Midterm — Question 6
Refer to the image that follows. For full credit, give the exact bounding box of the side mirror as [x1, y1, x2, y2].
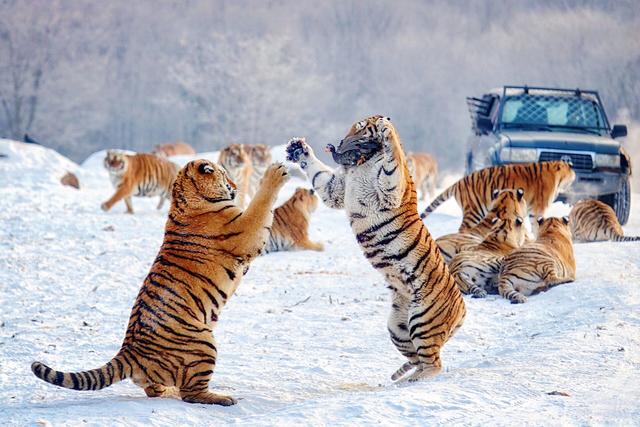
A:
[476, 117, 493, 133]
[611, 124, 627, 139]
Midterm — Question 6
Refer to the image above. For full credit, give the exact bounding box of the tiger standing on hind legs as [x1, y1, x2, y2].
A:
[32, 160, 289, 405]
[286, 116, 465, 382]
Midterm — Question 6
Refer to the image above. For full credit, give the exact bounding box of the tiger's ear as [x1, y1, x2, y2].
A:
[516, 217, 523, 226]
[491, 189, 500, 200]
[491, 217, 499, 225]
[516, 188, 525, 201]
[537, 217, 544, 225]
[562, 216, 570, 225]
[198, 163, 214, 174]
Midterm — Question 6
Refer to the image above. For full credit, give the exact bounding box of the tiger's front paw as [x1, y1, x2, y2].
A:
[375, 116, 393, 140]
[262, 162, 289, 189]
[101, 202, 110, 211]
[510, 294, 528, 304]
[286, 137, 313, 168]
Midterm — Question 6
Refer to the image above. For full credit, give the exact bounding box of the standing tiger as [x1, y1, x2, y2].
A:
[569, 199, 640, 242]
[436, 188, 527, 263]
[420, 161, 575, 232]
[406, 152, 438, 202]
[264, 187, 324, 253]
[449, 216, 527, 298]
[218, 143, 253, 208]
[497, 216, 576, 304]
[245, 144, 273, 200]
[32, 160, 290, 405]
[286, 116, 465, 382]
[102, 150, 179, 214]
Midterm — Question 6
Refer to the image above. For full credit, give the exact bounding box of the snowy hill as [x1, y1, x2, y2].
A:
[1, 142, 639, 425]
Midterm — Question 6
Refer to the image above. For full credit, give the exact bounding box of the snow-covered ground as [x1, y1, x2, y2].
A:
[1, 139, 639, 426]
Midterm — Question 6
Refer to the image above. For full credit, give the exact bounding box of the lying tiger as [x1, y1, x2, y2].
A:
[32, 160, 289, 405]
[436, 188, 527, 263]
[498, 216, 576, 304]
[420, 161, 575, 232]
[102, 150, 179, 214]
[449, 216, 527, 298]
[570, 199, 640, 242]
[286, 116, 465, 382]
[264, 187, 324, 253]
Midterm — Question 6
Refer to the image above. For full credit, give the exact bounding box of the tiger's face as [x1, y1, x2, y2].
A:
[490, 216, 527, 247]
[219, 144, 249, 168]
[536, 216, 572, 240]
[326, 115, 386, 167]
[174, 160, 237, 210]
[487, 188, 527, 222]
[247, 144, 272, 166]
[291, 187, 319, 213]
[555, 161, 576, 192]
[104, 150, 128, 173]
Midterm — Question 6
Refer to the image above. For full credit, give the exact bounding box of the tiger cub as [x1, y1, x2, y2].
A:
[498, 217, 576, 304]
[245, 144, 273, 200]
[32, 160, 289, 405]
[406, 152, 438, 201]
[420, 161, 575, 232]
[570, 199, 640, 242]
[102, 150, 179, 214]
[436, 188, 527, 263]
[449, 216, 527, 298]
[264, 187, 324, 253]
[286, 116, 465, 382]
[218, 143, 253, 208]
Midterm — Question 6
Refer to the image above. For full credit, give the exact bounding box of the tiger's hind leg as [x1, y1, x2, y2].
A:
[124, 197, 134, 214]
[156, 196, 165, 210]
[387, 292, 420, 381]
[145, 384, 170, 398]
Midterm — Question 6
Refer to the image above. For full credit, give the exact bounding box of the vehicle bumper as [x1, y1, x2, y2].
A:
[557, 170, 626, 203]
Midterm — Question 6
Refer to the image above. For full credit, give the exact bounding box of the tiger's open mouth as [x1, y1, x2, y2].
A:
[326, 135, 381, 166]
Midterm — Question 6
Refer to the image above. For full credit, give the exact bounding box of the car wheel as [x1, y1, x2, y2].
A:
[600, 176, 631, 225]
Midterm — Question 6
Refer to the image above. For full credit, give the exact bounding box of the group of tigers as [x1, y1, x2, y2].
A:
[32, 116, 637, 405]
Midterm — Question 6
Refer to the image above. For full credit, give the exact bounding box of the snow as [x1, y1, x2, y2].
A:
[1, 140, 639, 426]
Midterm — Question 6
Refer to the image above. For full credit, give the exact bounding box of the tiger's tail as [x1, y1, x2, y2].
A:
[420, 183, 457, 219]
[31, 349, 131, 391]
[611, 234, 640, 242]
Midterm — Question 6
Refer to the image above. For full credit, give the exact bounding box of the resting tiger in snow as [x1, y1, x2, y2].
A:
[420, 161, 575, 232]
[264, 187, 323, 253]
[449, 216, 527, 298]
[406, 152, 438, 202]
[436, 188, 527, 263]
[32, 160, 289, 405]
[286, 116, 465, 382]
[218, 143, 253, 209]
[498, 216, 576, 304]
[102, 150, 179, 214]
[569, 199, 640, 242]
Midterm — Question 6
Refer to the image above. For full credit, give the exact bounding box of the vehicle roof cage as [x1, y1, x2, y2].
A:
[466, 94, 497, 135]
[500, 85, 601, 103]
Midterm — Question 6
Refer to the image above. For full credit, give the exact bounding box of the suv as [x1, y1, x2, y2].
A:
[465, 85, 632, 224]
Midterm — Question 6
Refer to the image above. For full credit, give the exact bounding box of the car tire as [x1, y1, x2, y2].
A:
[600, 176, 631, 225]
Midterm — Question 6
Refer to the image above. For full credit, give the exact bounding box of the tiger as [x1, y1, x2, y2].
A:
[497, 216, 576, 304]
[569, 199, 640, 242]
[101, 150, 179, 214]
[218, 143, 253, 209]
[244, 144, 273, 200]
[449, 216, 527, 298]
[32, 160, 290, 405]
[419, 161, 575, 232]
[152, 141, 197, 157]
[264, 187, 324, 253]
[285, 116, 465, 382]
[406, 152, 438, 202]
[436, 188, 527, 263]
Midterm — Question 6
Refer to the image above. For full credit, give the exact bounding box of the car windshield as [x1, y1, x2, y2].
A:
[499, 94, 608, 134]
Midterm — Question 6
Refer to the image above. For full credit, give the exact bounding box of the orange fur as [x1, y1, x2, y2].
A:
[407, 152, 438, 201]
[569, 199, 640, 242]
[32, 160, 289, 405]
[219, 143, 253, 208]
[153, 141, 197, 157]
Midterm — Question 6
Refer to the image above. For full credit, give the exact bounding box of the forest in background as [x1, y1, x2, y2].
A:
[1, 0, 639, 174]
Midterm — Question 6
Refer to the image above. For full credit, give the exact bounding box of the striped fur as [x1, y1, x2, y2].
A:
[264, 187, 323, 253]
[570, 199, 640, 242]
[407, 152, 438, 202]
[286, 116, 465, 382]
[102, 150, 179, 214]
[32, 160, 289, 405]
[152, 141, 196, 157]
[420, 161, 575, 232]
[245, 144, 273, 201]
[498, 217, 576, 304]
[218, 143, 253, 209]
[449, 216, 526, 298]
[436, 188, 527, 263]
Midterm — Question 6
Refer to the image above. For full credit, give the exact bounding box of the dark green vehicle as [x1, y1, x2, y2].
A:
[465, 85, 632, 224]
